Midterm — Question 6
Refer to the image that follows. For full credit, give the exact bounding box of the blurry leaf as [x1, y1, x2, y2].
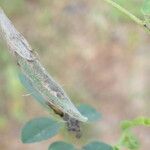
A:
[120, 131, 140, 150]
[21, 117, 61, 143]
[133, 117, 150, 126]
[6, 66, 23, 96]
[118, 117, 150, 150]
[19, 73, 48, 108]
[113, 146, 120, 150]
[142, 0, 150, 15]
[5, 66, 26, 121]
[121, 120, 133, 130]
[121, 117, 150, 130]
[78, 104, 101, 122]
[82, 141, 113, 150]
[0, 0, 25, 15]
[11, 99, 26, 122]
[48, 141, 76, 150]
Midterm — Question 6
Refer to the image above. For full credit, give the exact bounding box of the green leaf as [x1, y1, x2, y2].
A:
[113, 146, 120, 150]
[118, 117, 150, 150]
[120, 131, 140, 150]
[121, 117, 150, 130]
[48, 141, 76, 150]
[21, 117, 61, 143]
[142, 0, 150, 15]
[78, 104, 101, 122]
[83, 141, 113, 150]
[133, 117, 150, 126]
[121, 120, 133, 130]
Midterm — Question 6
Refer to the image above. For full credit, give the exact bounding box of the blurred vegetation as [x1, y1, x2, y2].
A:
[0, 0, 149, 150]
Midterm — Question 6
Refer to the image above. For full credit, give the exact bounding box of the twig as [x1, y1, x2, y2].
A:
[104, 0, 150, 33]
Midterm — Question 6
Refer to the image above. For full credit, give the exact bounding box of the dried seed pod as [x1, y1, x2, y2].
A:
[0, 8, 88, 123]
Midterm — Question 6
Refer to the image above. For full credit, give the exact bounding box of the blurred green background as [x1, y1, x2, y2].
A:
[0, 0, 149, 149]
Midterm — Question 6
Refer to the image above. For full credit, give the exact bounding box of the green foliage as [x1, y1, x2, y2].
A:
[142, 0, 150, 15]
[121, 117, 150, 130]
[21, 117, 61, 143]
[83, 141, 113, 150]
[5, 66, 26, 121]
[6, 67, 22, 95]
[48, 141, 76, 150]
[114, 117, 150, 150]
[120, 131, 140, 150]
[78, 104, 101, 122]
[0, 0, 25, 15]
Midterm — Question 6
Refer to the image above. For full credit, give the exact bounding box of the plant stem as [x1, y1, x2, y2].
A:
[104, 0, 150, 33]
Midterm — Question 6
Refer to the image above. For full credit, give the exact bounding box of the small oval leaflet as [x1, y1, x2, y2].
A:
[21, 117, 61, 143]
[83, 141, 113, 150]
[49, 141, 76, 150]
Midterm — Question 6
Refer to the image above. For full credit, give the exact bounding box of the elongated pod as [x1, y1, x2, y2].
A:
[0, 8, 87, 122]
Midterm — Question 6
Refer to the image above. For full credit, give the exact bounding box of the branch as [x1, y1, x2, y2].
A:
[104, 0, 150, 33]
[0, 8, 87, 122]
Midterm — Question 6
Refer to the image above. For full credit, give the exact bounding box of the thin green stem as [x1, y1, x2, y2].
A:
[104, 0, 150, 33]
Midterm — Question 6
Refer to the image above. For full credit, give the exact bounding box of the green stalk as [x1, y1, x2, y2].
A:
[104, 0, 150, 33]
